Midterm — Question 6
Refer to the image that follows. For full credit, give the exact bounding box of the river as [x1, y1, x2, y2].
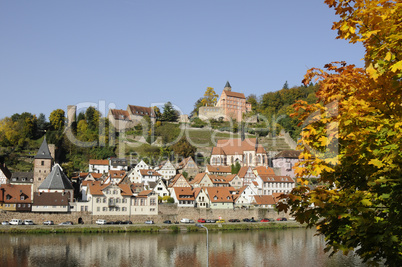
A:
[0, 228, 376, 266]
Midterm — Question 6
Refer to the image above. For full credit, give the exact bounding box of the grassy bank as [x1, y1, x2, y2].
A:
[0, 222, 304, 234]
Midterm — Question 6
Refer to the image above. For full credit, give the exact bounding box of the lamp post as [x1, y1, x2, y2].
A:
[196, 223, 209, 267]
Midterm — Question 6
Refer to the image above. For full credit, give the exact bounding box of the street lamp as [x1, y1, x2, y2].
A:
[196, 223, 209, 267]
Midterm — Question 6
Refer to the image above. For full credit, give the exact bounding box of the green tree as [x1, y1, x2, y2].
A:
[85, 106, 100, 131]
[246, 94, 258, 112]
[162, 102, 178, 122]
[278, 1, 402, 265]
[49, 109, 65, 131]
[190, 98, 204, 118]
[231, 161, 241, 174]
[201, 87, 218, 107]
[282, 81, 289, 89]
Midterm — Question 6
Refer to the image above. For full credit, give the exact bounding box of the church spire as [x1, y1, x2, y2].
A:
[224, 81, 232, 91]
[34, 137, 53, 160]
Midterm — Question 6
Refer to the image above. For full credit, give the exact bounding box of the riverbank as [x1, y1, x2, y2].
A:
[0, 221, 304, 234]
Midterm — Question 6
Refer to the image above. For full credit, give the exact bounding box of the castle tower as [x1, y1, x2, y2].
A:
[67, 105, 77, 128]
[33, 138, 53, 193]
[224, 81, 232, 91]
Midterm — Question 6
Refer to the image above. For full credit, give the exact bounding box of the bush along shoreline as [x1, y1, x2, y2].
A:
[0, 222, 304, 234]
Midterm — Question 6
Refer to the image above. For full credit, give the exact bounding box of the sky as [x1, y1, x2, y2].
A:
[0, 0, 365, 119]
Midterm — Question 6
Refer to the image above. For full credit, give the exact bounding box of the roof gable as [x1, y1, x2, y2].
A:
[38, 164, 74, 190]
[34, 138, 52, 159]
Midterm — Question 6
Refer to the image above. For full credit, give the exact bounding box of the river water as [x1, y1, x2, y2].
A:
[0, 228, 375, 267]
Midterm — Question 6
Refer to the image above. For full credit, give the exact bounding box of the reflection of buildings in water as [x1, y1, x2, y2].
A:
[0, 229, 365, 266]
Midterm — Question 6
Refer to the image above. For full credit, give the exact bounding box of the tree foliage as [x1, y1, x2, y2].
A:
[201, 87, 218, 107]
[278, 1, 402, 265]
[49, 109, 65, 131]
[172, 137, 196, 158]
[162, 102, 178, 122]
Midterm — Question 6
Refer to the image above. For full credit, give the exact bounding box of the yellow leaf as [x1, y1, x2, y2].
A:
[390, 61, 402, 73]
[385, 52, 392, 61]
[366, 63, 379, 80]
[368, 158, 384, 168]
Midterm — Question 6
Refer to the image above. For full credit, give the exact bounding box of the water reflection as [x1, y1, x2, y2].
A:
[0, 228, 376, 267]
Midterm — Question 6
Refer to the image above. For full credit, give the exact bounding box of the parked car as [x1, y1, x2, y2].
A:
[96, 219, 107, 225]
[217, 219, 225, 223]
[163, 220, 172, 224]
[228, 219, 240, 222]
[122, 220, 133, 224]
[23, 219, 35, 225]
[9, 219, 23, 225]
[276, 217, 287, 221]
[249, 218, 257, 222]
[180, 218, 191, 223]
[260, 218, 270, 222]
[197, 218, 206, 223]
[43, 220, 54, 225]
[145, 220, 154, 224]
[2, 221, 9, 225]
[242, 218, 250, 222]
[59, 221, 73, 225]
[114, 220, 123, 225]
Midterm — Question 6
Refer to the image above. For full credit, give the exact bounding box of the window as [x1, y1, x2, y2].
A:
[103, 198, 106, 203]
[97, 207, 100, 212]
[41, 161, 44, 166]
[103, 207, 107, 211]
[122, 207, 127, 211]
[20, 195, 25, 200]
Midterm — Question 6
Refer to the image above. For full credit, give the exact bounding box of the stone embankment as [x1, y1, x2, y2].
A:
[0, 205, 291, 225]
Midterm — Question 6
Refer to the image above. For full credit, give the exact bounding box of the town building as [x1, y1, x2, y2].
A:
[0, 184, 32, 212]
[198, 81, 252, 122]
[210, 138, 268, 167]
[0, 163, 11, 185]
[32, 192, 71, 213]
[37, 164, 74, 202]
[108, 105, 155, 132]
[176, 157, 199, 178]
[88, 159, 109, 174]
[154, 160, 176, 180]
[272, 150, 301, 178]
[33, 138, 54, 193]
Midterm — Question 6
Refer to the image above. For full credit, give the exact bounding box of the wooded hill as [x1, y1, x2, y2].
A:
[0, 83, 317, 175]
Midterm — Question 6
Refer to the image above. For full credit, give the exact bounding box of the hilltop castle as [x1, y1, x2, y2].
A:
[198, 81, 252, 122]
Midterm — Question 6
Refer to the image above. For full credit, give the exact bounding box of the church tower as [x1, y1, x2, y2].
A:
[33, 138, 53, 193]
[224, 81, 232, 91]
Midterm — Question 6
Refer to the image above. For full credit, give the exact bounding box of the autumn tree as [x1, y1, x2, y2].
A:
[278, 1, 402, 265]
[152, 106, 162, 121]
[49, 109, 65, 131]
[201, 87, 218, 107]
[172, 137, 196, 158]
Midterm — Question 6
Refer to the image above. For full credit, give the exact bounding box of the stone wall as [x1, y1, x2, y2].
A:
[0, 204, 290, 225]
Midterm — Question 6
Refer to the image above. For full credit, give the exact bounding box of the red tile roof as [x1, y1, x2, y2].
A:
[136, 189, 152, 197]
[128, 105, 155, 118]
[2, 184, 32, 203]
[206, 165, 232, 173]
[205, 187, 233, 203]
[110, 109, 130, 120]
[254, 166, 275, 176]
[211, 138, 266, 155]
[173, 187, 195, 201]
[140, 169, 162, 176]
[259, 175, 294, 183]
[89, 159, 109, 165]
[223, 91, 246, 99]
[253, 195, 276, 205]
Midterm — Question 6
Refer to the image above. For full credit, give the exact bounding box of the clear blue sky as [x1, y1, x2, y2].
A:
[0, 0, 364, 119]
